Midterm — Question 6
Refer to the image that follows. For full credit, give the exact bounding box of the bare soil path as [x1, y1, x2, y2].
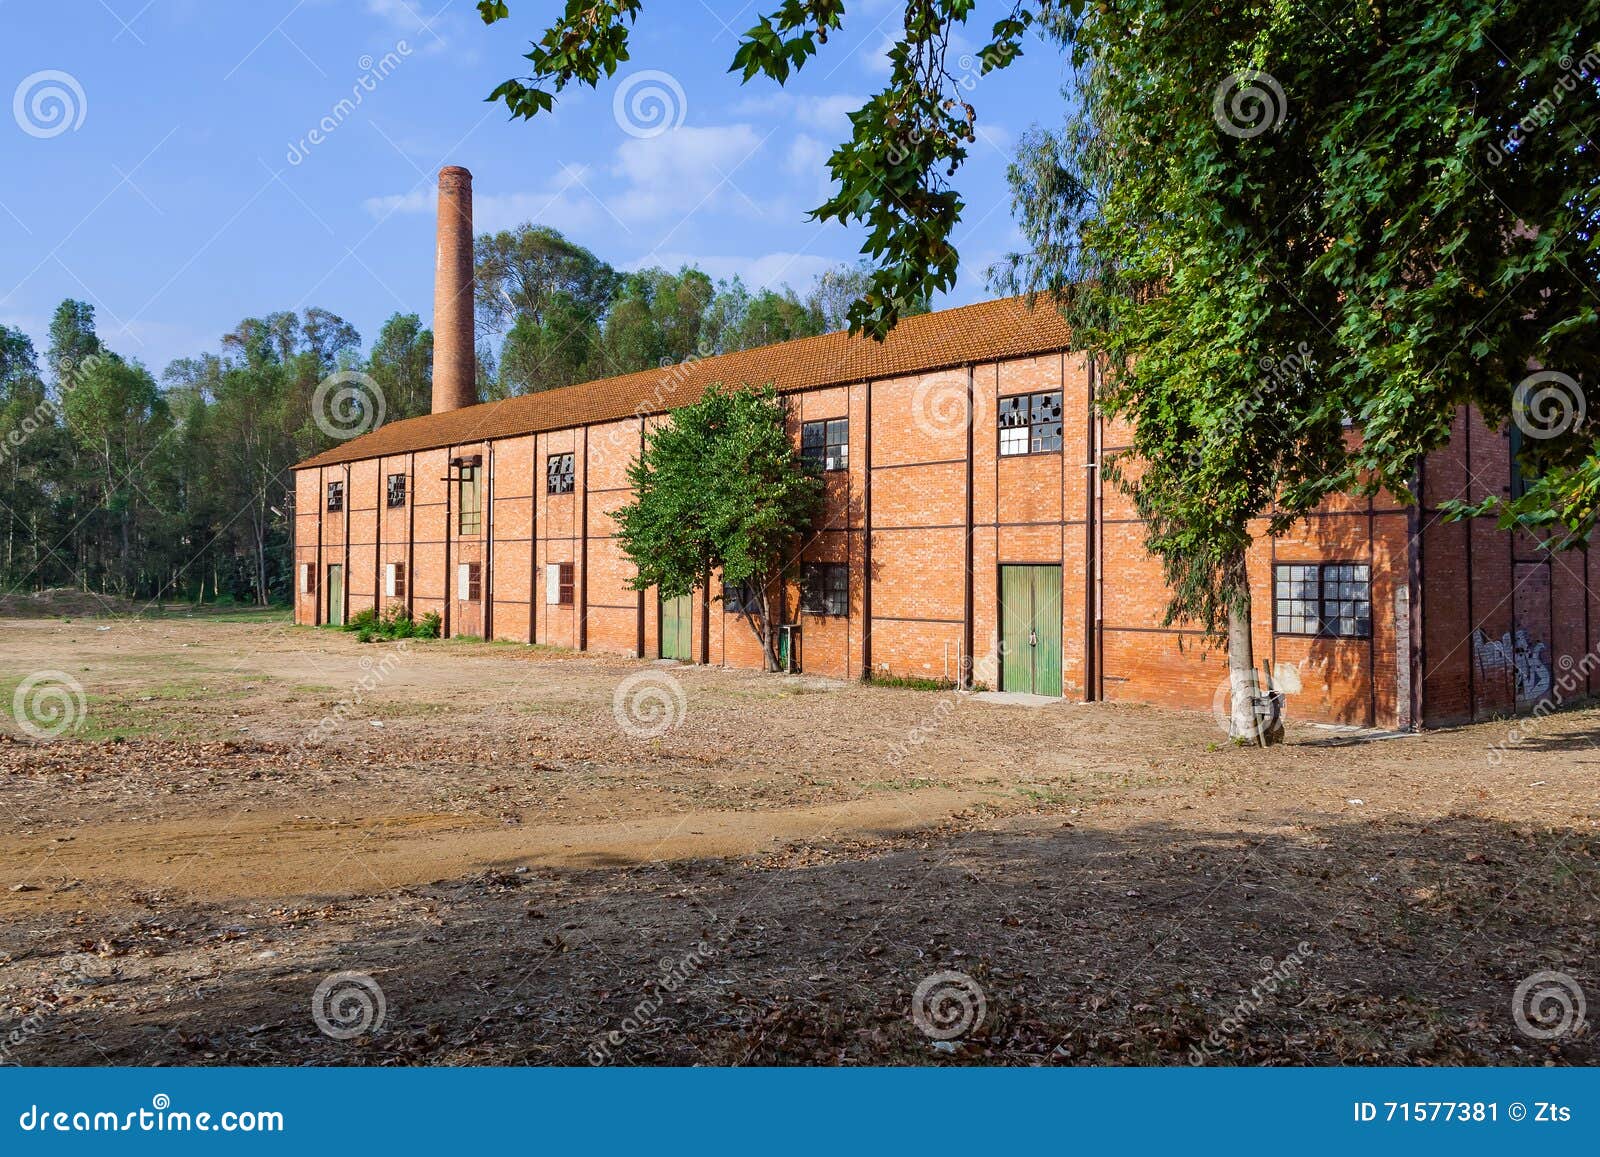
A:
[0, 616, 1594, 1065]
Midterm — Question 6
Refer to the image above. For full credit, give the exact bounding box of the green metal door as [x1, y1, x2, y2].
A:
[660, 593, 692, 660]
[326, 565, 344, 627]
[999, 565, 1062, 696]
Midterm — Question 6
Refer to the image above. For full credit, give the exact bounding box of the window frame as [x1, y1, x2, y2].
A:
[724, 578, 758, 615]
[385, 561, 406, 600]
[326, 480, 344, 512]
[547, 452, 576, 495]
[799, 562, 849, 617]
[800, 418, 849, 472]
[997, 389, 1064, 458]
[1273, 561, 1371, 639]
[457, 461, 482, 535]
[558, 561, 575, 605]
[457, 561, 481, 602]
[386, 472, 407, 508]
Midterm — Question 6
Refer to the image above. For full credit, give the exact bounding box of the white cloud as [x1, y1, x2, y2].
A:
[363, 165, 611, 235]
[628, 251, 837, 293]
[608, 124, 767, 221]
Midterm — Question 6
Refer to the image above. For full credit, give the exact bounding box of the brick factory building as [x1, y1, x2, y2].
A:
[293, 168, 1593, 731]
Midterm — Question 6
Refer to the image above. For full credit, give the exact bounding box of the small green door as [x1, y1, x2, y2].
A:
[326, 565, 344, 627]
[660, 593, 692, 661]
[999, 565, 1062, 696]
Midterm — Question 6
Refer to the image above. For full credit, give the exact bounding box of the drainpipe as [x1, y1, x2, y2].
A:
[1084, 356, 1099, 702]
[962, 365, 975, 691]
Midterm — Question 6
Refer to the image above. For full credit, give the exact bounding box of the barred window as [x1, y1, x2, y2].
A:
[326, 481, 344, 511]
[387, 473, 406, 508]
[801, 419, 849, 471]
[1274, 563, 1370, 638]
[724, 579, 758, 614]
[998, 390, 1063, 456]
[547, 452, 575, 495]
[800, 563, 848, 616]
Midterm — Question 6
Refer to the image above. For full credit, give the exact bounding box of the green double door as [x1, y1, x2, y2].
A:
[326, 565, 344, 627]
[1000, 565, 1062, 696]
[660, 593, 692, 661]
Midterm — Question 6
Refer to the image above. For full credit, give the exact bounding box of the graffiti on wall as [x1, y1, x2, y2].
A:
[1472, 628, 1552, 704]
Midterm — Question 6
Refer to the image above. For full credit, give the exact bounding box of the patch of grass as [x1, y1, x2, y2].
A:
[869, 673, 958, 691]
[862, 776, 945, 792]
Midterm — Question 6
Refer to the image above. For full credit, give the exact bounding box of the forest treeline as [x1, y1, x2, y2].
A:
[0, 226, 918, 605]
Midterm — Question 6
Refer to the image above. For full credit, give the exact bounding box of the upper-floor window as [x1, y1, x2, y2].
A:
[801, 419, 849, 472]
[326, 481, 343, 511]
[724, 579, 758, 614]
[998, 390, 1063, 457]
[1274, 563, 1370, 638]
[548, 452, 576, 495]
[457, 461, 481, 535]
[546, 562, 575, 605]
[387, 473, 406, 508]
[800, 562, 848, 616]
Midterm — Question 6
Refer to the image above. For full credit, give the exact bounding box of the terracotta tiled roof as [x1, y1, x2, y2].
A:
[294, 295, 1072, 469]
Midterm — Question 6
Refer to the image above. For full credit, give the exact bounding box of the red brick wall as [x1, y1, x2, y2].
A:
[1418, 405, 1595, 725]
[294, 365, 1584, 731]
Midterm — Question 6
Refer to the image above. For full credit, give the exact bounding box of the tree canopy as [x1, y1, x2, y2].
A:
[613, 383, 823, 669]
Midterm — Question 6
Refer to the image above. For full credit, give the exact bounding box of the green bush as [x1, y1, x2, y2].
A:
[345, 607, 379, 634]
[343, 603, 441, 643]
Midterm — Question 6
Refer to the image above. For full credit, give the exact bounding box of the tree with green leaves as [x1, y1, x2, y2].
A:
[366, 312, 434, 420]
[476, 0, 1040, 339]
[993, 1, 1597, 739]
[614, 383, 823, 670]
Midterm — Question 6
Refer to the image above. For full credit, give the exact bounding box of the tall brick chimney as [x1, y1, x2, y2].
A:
[431, 165, 475, 413]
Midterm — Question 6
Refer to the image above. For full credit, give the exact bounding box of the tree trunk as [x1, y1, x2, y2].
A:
[1225, 563, 1282, 746]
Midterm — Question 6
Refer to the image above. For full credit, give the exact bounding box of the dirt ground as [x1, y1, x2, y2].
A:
[0, 613, 1594, 1065]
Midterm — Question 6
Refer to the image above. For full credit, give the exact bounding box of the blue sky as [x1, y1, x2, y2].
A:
[2, 1, 1067, 376]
